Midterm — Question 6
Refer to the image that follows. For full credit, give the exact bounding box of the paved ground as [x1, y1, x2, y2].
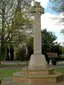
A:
[1, 77, 64, 85]
[0, 63, 64, 70]
[0, 65, 27, 70]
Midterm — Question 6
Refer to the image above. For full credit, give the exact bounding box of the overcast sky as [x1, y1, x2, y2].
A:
[34, 0, 64, 45]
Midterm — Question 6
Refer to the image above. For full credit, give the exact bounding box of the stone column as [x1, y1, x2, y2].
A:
[28, 2, 47, 70]
[34, 10, 41, 54]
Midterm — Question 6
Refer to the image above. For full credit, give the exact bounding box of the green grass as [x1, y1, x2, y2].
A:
[0, 68, 22, 78]
[55, 68, 64, 73]
[0, 65, 64, 78]
[0, 64, 15, 67]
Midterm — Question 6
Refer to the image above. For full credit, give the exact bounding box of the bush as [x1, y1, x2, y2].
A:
[15, 46, 26, 61]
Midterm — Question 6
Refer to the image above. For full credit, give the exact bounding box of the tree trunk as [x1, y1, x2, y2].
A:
[1, 7, 5, 60]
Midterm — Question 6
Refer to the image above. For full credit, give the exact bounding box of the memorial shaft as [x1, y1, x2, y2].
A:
[34, 14, 41, 54]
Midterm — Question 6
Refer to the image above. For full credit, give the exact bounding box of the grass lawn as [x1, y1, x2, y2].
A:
[0, 64, 64, 78]
[55, 68, 64, 73]
[0, 68, 22, 78]
[0, 64, 22, 78]
[0, 68, 64, 78]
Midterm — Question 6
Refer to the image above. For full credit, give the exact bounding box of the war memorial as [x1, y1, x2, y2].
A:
[1, 1, 64, 85]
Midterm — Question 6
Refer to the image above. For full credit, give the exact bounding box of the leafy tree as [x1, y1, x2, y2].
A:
[49, 0, 64, 12]
[26, 36, 33, 60]
[11, 0, 33, 45]
[62, 46, 64, 54]
[60, 29, 64, 35]
[0, 0, 33, 60]
[15, 36, 33, 61]
[10, 0, 33, 60]
[15, 29, 62, 61]
[41, 29, 57, 52]
[49, 0, 64, 34]
[0, 0, 15, 60]
[41, 29, 62, 57]
[51, 43, 62, 56]
[15, 46, 26, 61]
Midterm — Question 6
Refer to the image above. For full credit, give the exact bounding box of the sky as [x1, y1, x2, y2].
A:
[34, 0, 64, 45]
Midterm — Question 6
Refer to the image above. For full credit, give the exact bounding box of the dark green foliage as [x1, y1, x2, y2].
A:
[26, 37, 33, 60]
[0, 0, 15, 60]
[9, 45, 14, 61]
[15, 29, 62, 61]
[41, 29, 62, 56]
[41, 29, 57, 52]
[51, 44, 62, 56]
[15, 37, 33, 61]
[0, 0, 33, 60]
[62, 46, 64, 53]
[15, 46, 26, 61]
[5, 47, 10, 61]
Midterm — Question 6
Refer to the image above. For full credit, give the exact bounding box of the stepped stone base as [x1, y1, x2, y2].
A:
[13, 68, 64, 84]
[21, 68, 54, 76]
[1, 77, 64, 85]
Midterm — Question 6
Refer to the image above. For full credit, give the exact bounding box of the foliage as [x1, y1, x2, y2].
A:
[51, 44, 62, 56]
[49, 0, 64, 34]
[0, 0, 33, 60]
[15, 46, 26, 61]
[49, 0, 64, 12]
[26, 37, 33, 60]
[60, 29, 64, 35]
[15, 36, 33, 61]
[41, 29, 57, 52]
[10, 0, 33, 46]
[0, 0, 15, 60]
[41, 29, 62, 56]
[15, 29, 62, 61]
[62, 46, 64, 53]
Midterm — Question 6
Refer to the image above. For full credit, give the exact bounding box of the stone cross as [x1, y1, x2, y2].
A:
[31, 2, 44, 54]
[28, 2, 47, 70]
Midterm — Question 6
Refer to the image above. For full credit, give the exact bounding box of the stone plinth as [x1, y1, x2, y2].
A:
[13, 68, 64, 84]
[28, 54, 47, 70]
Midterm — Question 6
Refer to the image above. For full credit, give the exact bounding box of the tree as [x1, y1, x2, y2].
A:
[49, 0, 64, 12]
[9, 0, 33, 60]
[15, 36, 33, 61]
[61, 29, 64, 35]
[26, 36, 33, 60]
[15, 46, 26, 61]
[49, 0, 64, 34]
[62, 46, 64, 54]
[0, 0, 15, 60]
[15, 29, 62, 61]
[0, 0, 33, 60]
[11, 0, 33, 48]
[41, 29, 57, 52]
[11, 0, 33, 44]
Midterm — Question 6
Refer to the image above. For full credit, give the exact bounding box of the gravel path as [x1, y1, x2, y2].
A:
[0, 65, 27, 70]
